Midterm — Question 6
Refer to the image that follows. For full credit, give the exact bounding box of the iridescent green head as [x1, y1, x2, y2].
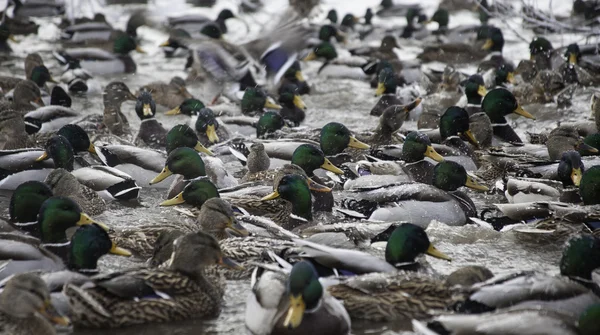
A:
[327, 9, 338, 23]
[68, 223, 130, 271]
[283, 261, 323, 329]
[579, 304, 600, 335]
[292, 144, 343, 176]
[305, 42, 338, 61]
[375, 67, 397, 96]
[30, 65, 53, 87]
[166, 98, 204, 116]
[217, 9, 235, 20]
[580, 166, 600, 205]
[195, 108, 220, 144]
[10, 181, 53, 223]
[341, 14, 357, 28]
[529, 37, 553, 57]
[385, 223, 451, 264]
[565, 43, 581, 65]
[432, 161, 489, 192]
[481, 27, 504, 53]
[464, 74, 487, 105]
[559, 235, 600, 280]
[200, 23, 223, 39]
[38, 196, 96, 243]
[402, 131, 444, 163]
[37, 135, 75, 171]
[262, 174, 313, 221]
[57, 124, 95, 155]
[256, 111, 285, 138]
[430, 8, 449, 28]
[440, 106, 479, 147]
[160, 179, 220, 208]
[318, 25, 341, 42]
[241, 87, 280, 114]
[320, 122, 370, 155]
[494, 64, 515, 87]
[482, 88, 535, 122]
[406, 7, 421, 24]
[557, 150, 584, 187]
[149, 147, 206, 184]
[478, 0, 490, 23]
[166, 124, 213, 156]
[583, 133, 600, 154]
[113, 33, 141, 54]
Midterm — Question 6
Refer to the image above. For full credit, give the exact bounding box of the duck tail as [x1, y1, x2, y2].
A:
[106, 180, 141, 200]
[52, 50, 81, 71]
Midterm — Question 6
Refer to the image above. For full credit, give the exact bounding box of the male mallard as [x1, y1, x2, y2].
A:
[60, 10, 146, 47]
[320, 122, 370, 163]
[137, 77, 194, 109]
[53, 33, 145, 75]
[256, 111, 286, 139]
[439, 106, 479, 170]
[195, 108, 230, 146]
[278, 83, 307, 126]
[260, 173, 316, 227]
[8, 0, 65, 18]
[9, 180, 53, 226]
[241, 87, 281, 116]
[303, 41, 338, 74]
[482, 88, 535, 145]
[376, 0, 421, 18]
[559, 43, 600, 86]
[290, 144, 344, 176]
[0, 273, 70, 335]
[477, 28, 511, 73]
[461, 74, 493, 148]
[245, 260, 351, 335]
[278, 60, 310, 95]
[102, 81, 137, 136]
[371, 67, 401, 117]
[0, 22, 16, 53]
[580, 166, 600, 205]
[167, 9, 240, 35]
[150, 146, 207, 195]
[362, 160, 488, 226]
[350, 35, 402, 73]
[133, 91, 168, 149]
[165, 123, 214, 155]
[23, 104, 79, 135]
[493, 63, 516, 88]
[165, 98, 206, 116]
[418, 26, 502, 65]
[66, 231, 240, 328]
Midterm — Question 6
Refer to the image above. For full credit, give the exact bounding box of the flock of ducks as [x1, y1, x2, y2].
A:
[0, 0, 600, 334]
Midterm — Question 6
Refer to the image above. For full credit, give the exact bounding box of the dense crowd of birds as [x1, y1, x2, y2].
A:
[0, 0, 599, 334]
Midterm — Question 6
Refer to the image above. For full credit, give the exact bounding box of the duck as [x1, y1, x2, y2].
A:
[319, 122, 370, 163]
[260, 173, 316, 229]
[9, 180, 53, 227]
[0, 273, 70, 335]
[256, 111, 286, 138]
[364, 98, 423, 146]
[278, 83, 307, 126]
[7, 0, 65, 18]
[165, 123, 215, 155]
[439, 106, 479, 169]
[547, 126, 598, 160]
[460, 74, 493, 148]
[167, 9, 240, 35]
[376, 0, 422, 18]
[356, 160, 488, 226]
[44, 168, 107, 216]
[137, 77, 194, 110]
[477, 28, 512, 73]
[303, 41, 338, 74]
[580, 165, 600, 205]
[133, 91, 168, 149]
[241, 87, 281, 116]
[159, 29, 193, 58]
[102, 81, 137, 136]
[53, 33, 145, 75]
[165, 98, 206, 116]
[246, 142, 270, 174]
[195, 108, 230, 146]
[418, 26, 503, 65]
[23, 102, 79, 135]
[245, 260, 351, 335]
[5, 80, 44, 113]
[278, 60, 310, 95]
[60, 10, 147, 48]
[371, 67, 402, 117]
[482, 88, 535, 145]
[559, 43, 600, 86]
[65, 231, 240, 328]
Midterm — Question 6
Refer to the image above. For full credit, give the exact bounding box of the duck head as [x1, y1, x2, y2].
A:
[463, 74, 487, 105]
[166, 98, 205, 116]
[303, 42, 337, 74]
[30, 65, 55, 87]
[283, 261, 323, 329]
[326, 9, 338, 23]
[113, 33, 144, 55]
[38, 196, 107, 244]
[160, 178, 219, 208]
[279, 83, 307, 110]
[565, 43, 581, 65]
[241, 87, 281, 114]
[197, 198, 249, 239]
[559, 235, 600, 280]
[195, 108, 220, 143]
[482, 88, 534, 122]
[557, 150, 584, 187]
[14, 80, 43, 107]
[50, 86, 72, 107]
[159, 29, 191, 52]
[283, 61, 307, 83]
[494, 64, 516, 87]
[10, 181, 53, 223]
[36, 135, 75, 171]
[375, 67, 397, 96]
[365, 8, 374, 25]
[68, 223, 130, 271]
[292, 144, 343, 176]
[256, 111, 285, 139]
[320, 122, 370, 156]
[200, 23, 224, 39]
[0, 22, 16, 44]
[440, 106, 479, 147]
[341, 13, 359, 29]
[150, 147, 206, 184]
[481, 27, 504, 52]
[402, 131, 444, 163]
[432, 161, 488, 192]
[580, 166, 600, 205]
[318, 24, 345, 43]
[427, 8, 449, 29]
[262, 174, 314, 221]
[385, 223, 451, 265]
[529, 37, 553, 60]
[166, 124, 214, 155]
[135, 91, 156, 120]
[57, 124, 96, 155]
[103, 81, 137, 106]
[377, 98, 422, 137]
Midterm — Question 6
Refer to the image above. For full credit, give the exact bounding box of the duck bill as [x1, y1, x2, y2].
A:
[77, 214, 110, 231]
[150, 166, 173, 185]
[135, 45, 146, 54]
[194, 141, 215, 156]
[513, 105, 535, 120]
[375, 82, 386, 96]
[264, 98, 282, 110]
[577, 142, 599, 155]
[569, 53, 578, 65]
[293, 95, 307, 110]
[425, 145, 444, 162]
[165, 106, 181, 115]
[261, 191, 281, 201]
[426, 244, 451, 261]
[219, 257, 244, 270]
[227, 217, 250, 237]
[303, 52, 317, 61]
[477, 85, 488, 97]
[462, 130, 480, 147]
[35, 151, 49, 162]
[506, 72, 516, 84]
[48, 77, 58, 84]
[295, 71, 306, 82]
[405, 97, 422, 112]
[206, 124, 220, 143]
[571, 168, 582, 186]
[481, 38, 493, 50]
[159, 40, 170, 47]
[465, 176, 489, 191]
[321, 158, 344, 174]
[160, 192, 186, 206]
[348, 136, 370, 149]
[143, 103, 153, 116]
[283, 295, 305, 329]
[110, 242, 132, 256]
[88, 143, 97, 155]
[8, 35, 18, 43]
[33, 96, 45, 107]
[307, 177, 331, 192]
[39, 300, 70, 326]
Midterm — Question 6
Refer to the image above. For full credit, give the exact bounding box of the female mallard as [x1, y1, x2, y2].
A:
[66, 231, 239, 328]
[364, 97, 423, 146]
[0, 273, 70, 335]
[53, 33, 145, 75]
[134, 91, 168, 149]
[137, 77, 194, 109]
[246, 260, 351, 335]
[102, 81, 137, 136]
[195, 108, 230, 146]
[241, 87, 282, 116]
[8, 80, 44, 113]
[546, 126, 598, 160]
[358, 161, 487, 226]
[482, 88, 535, 145]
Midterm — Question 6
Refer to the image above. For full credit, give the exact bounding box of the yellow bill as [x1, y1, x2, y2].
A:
[143, 103, 153, 116]
[194, 141, 215, 156]
[477, 85, 488, 97]
[303, 52, 317, 61]
[77, 213, 111, 231]
[465, 176, 489, 191]
[426, 244, 451, 261]
[481, 38, 494, 50]
[283, 295, 305, 329]
[264, 99, 282, 110]
[35, 151, 49, 162]
[136, 45, 146, 54]
[506, 72, 515, 84]
[293, 95, 307, 110]
[160, 192, 186, 206]
[513, 105, 536, 120]
[571, 168, 582, 186]
[150, 166, 173, 185]
[206, 124, 219, 143]
[462, 129, 480, 147]
[295, 71, 306, 82]
[8, 35, 17, 43]
[110, 243, 132, 256]
[88, 143, 97, 155]
[375, 82, 386, 96]
[159, 40, 170, 47]
[321, 157, 343, 174]
[261, 191, 280, 201]
[569, 53, 578, 65]
[425, 145, 444, 162]
[165, 107, 181, 115]
[348, 136, 370, 149]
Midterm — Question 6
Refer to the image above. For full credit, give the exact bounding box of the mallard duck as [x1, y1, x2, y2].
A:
[102, 81, 137, 136]
[418, 26, 502, 65]
[240, 87, 281, 116]
[303, 41, 338, 74]
[6, 80, 44, 113]
[165, 98, 206, 116]
[0, 21, 16, 53]
[137, 77, 194, 109]
[133, 91, 167, 149]
[547, 126, 598, 160]
[376, 0, 421, 18]
[279, 60, 310, 95]
[492, 63, 516, 88]
[459, 74, 494, 148]
[44, 168, 106, 216]
[580, 165, 600, 205]
[319, 122, 370, 163]
[159, 29, 193, 58]
[255, 111, 286, 138]
[558, 44, 600, 86]
[371, 67, 401, 117]
[260, 173, 316, 227]
[9, 180, 53, 226]
[53, 33, 145, 75]
[65, 231, 240, 328]
[0, 273, 70, 334]
[165, 123, 214, 155]
[8, 0, 65, 18]
[359, 160, 488, 226]
[23, 104, 79, 135]
[278, 83, 307, 127]
[245, 260, 351, 335]
[364, 98, 423, 146]
[60, 10, 146, 47]
[350, 35, 402, 73]
[246, 142, 270, 174]
[439, 106, 479, 170]
[195, 108, 230, 146]
[167, 9, 239, 35]
[150, 146, 207, 192]
[482, 88, 535, 145]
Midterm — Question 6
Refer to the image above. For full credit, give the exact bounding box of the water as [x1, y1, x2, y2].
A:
[0, 0, 596, 334]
